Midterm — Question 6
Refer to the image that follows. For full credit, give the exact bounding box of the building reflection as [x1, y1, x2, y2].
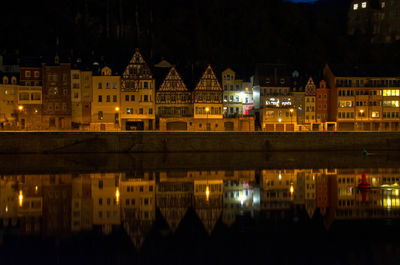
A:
[1, 168, 400, 248]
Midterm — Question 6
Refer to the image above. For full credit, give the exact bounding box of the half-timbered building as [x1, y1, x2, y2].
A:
[193, 65, 223, 120]
[156, 66, 192, 117]
[120, 49, 155, 130]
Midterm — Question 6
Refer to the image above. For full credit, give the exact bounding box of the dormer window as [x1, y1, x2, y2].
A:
[280, 78, 285, 85]
[3, 76, 8, 84]
[11, 77, 17, 85]
[354, 3, 359, 10]
[266, 78, 271, 84]
[25, 71, 31, 78]
[362, 2, 367, 8]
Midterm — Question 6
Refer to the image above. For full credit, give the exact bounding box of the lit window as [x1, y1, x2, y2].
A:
[362, 2, 367, 8]
[353, 4, 358, 10]
[382, 2, 385, 8]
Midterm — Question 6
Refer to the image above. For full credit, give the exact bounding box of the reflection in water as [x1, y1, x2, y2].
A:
[1, 168, 400, 249]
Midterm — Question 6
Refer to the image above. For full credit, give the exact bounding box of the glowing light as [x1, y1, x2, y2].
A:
[205, 185, 210, 201]
[395, 190, 399, 196]
[34, 109, 38, 113]
[115, 107, 120, 111]
[387, 198, 392, 207]
[353, 4, 358, 10]
[18, 106, 23, 111]
[360, 109, 364, 114]
[290, 108, 294, 113]
[362, 2, 367, 8]
[278, 118, 282, 122]
[290, 184, 294, 194]
[205, 107, 210, 113]
[5, 205, 8, 213]
[18, 190, 23, 207]
[278, 171, 282, 181]
[115, 187, 120, 204]
[35, 185, 38, 193]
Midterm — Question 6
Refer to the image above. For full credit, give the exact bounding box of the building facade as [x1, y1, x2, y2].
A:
[0, 73, 19, 129]
[18, 67, 42, 130]
[91, 67, 121, 131]
[193, 65, 223, 131]
[222, 68, 243, 117]
[156, 66, 192, 118]
[348, 0, 400, 43]
[121, 49, 155, 130]
[304, 77, 317, 128]
[41, 63, 72, 129]
[324, 64, 400, 131]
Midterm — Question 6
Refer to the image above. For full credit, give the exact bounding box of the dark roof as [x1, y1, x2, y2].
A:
[327, 64, 400, 78]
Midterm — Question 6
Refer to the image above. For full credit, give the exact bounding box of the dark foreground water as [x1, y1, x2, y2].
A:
[1, 152, 400, 265]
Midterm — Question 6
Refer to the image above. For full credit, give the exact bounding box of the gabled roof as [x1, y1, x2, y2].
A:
[193, 65, 222, 91]
[158, 66, 189, 92]
[122, 49, 153, 81]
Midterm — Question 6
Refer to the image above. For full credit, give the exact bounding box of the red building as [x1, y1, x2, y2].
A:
[316, 80, 329, 125]
[42, 63, 72, 129]
[18, 66, 43, 129]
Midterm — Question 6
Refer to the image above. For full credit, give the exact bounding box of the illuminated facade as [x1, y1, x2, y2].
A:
[193, 65, 223, 121]
[121, 49, 155, 130]
[324, 64, 400, 131]
[0, 73, 18, 128]
[91, 67, 121, 131]
[222, 68, 243, 117]
[255, 65, 297, 132]
[156, 66, 192, 132]
[304, 77, 316, 126]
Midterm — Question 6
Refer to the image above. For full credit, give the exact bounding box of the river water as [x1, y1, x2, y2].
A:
[0, 152, 400, 265]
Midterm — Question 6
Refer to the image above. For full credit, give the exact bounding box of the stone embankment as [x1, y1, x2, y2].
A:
[0, 131, 399, 153]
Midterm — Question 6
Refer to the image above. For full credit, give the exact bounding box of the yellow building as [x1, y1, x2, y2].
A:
[91, 67, 121, 131]
[0, 74, 18, 129]
[324, 64, 400, 131]
[121, 49, 156, 130]
[222, 68, 243, 117]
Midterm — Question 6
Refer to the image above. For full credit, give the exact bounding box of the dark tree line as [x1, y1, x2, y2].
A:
[1, 0, 399, 73]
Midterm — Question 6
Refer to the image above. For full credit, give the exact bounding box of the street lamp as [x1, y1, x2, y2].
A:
[115, 107, 120, 131]
[205, 107, 210, 131]
[360, 109, 364, 131]
[18, 106, 23, 111]
[290, 108, 294, 125]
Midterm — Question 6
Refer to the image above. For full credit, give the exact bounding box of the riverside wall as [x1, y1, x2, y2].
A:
[0, 132, 400, 154]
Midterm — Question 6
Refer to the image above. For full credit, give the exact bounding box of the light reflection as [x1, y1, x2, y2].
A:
[0, 168, 400, 241]
[18, 190, 23, 207]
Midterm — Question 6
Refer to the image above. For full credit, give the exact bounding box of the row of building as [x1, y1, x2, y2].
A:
[1, 49, 400, 132]
[1, 168, 399, 247]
